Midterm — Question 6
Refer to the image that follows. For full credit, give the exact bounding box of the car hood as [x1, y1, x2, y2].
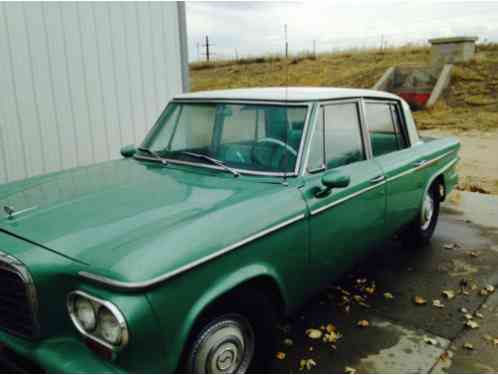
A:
[0, 159, 302, 283]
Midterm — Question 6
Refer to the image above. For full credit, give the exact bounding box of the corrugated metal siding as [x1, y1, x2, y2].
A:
[0, 2, 186, 184]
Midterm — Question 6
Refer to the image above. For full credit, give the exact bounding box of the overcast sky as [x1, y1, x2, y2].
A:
[186, 1, 498, 61]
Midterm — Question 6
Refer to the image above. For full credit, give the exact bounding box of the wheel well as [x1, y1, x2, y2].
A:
[202, 276, 286, 319]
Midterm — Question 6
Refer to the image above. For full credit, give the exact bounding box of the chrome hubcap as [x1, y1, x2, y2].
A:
[420, 192, 434, 231]
[190, 315, 255, 374]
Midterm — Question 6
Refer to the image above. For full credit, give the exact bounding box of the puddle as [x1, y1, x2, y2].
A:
[354, 320, 449, 373]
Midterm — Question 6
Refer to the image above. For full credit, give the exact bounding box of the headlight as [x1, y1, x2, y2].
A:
[74, 297, 96, 331]
[67, 291, 129, 351]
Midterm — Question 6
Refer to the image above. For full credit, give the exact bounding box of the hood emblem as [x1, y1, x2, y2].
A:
[3, 205, 38, 220]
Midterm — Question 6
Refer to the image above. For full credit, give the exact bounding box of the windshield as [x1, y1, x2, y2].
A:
[140, 102, 308, 174]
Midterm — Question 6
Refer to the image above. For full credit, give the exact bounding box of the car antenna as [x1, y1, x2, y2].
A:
[282, 23, 289, 186]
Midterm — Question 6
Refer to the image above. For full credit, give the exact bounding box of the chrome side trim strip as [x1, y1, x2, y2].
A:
[79, 214, 306, 291]
[386, 150, 453, 183]
[310, 181, 386, 216]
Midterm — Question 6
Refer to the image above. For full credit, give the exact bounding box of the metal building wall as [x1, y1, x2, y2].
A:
[0, 2, 188, 184]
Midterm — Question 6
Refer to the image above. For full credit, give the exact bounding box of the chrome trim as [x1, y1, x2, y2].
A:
[302, 99, 365, 175]
[0, 250, 39, 338]
[173, 99, 312, 106]
[134, 155, 298, 177]
[67, 290, 129, 352]
[310, 181, 386, 216]
[3, 205, 38, 220]
[386, 150, 454, 183]
[79, 214, 306, 291]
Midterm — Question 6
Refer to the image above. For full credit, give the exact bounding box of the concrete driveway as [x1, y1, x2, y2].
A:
[272, 191, 498, 373]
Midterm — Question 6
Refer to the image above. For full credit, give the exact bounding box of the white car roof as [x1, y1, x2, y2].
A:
[174, 87, 400, 102]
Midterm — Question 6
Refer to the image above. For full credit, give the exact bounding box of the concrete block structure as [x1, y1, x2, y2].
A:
[429, 36, 478, 65]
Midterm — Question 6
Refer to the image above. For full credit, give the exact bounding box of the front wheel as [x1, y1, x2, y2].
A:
[402, 184, 440, 247]
[184, 291, 277, 373]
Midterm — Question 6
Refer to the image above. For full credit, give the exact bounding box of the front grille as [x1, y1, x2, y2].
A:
[0, 252, 38, 339]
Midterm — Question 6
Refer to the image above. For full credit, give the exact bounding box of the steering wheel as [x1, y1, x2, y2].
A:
[251, 137, 298, 170]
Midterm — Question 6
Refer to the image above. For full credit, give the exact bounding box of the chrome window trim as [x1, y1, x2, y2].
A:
[301, 99, 368, 176]
[137, 101, 313, 178]
[0, 250, 39, 339]
[67, 290, 129, 352]
[79, 213, 306, 291]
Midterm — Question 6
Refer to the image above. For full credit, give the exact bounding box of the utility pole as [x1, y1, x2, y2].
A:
[284, 24, 288, 58]
[202, 35, 213, 62]
[313, 39, 316, 57]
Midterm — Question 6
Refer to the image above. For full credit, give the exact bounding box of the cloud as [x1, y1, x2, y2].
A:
[186, 1, 498, 61]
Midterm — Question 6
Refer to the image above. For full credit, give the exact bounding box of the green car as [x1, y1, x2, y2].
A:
[0, 88, 459, 373]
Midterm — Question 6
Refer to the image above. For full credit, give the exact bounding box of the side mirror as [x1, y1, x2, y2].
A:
[120, 144, 136, 158]
[321, 170, 350, 189]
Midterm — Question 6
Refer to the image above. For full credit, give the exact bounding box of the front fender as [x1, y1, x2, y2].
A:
[146, 261, 287, 372]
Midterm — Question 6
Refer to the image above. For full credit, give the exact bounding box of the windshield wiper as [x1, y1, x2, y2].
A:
[181, 151, 240, 178]
[137, 147, 168, 165]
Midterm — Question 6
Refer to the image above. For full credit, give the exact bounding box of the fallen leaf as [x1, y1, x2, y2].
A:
[344, 366, 357, 374]
[365, 286, 375, 295]
[353, 295, 365, 303]
[414, 296, 427, 305]
[475, 312, 484, 319]
[323, 332, 338, 343]
[424, 336, 437, 345]
[357, 320, 369, 328]
[460, 307, 469, 314]
[305, 329, 323, 340]
[276, 352, 286, 360]
[466, 320, 480, 329]
[486, 285, 495, 293]
[326, 324, 336, 333]
[358, 301, 371, 309]
[466, 251, 480, 257]
[283, 338, 293, 347]
[444, 243, 458, 250]
[299, 358, 317, 371]
[383, 292, 394, 300]
[494, 338, 498, 346]
[442, 290, 455, 299]
[356, 278, 367, 285]
[483, 334, 493, 342]
[433, 299, 445, 308]
[480, 289, 489, 297]
[463, 342, 474, 350]
[464, 313, 473, 320]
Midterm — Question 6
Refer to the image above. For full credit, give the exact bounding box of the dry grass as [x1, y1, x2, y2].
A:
[190, 45, 431, 92]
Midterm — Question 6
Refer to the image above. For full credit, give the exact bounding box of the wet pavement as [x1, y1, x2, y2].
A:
[272, 192, 498, 373]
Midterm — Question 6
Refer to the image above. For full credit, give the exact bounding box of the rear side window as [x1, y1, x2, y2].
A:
[365, 103, 407, 157]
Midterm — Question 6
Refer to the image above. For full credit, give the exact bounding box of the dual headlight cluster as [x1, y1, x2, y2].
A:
[67, 291, 129, 351]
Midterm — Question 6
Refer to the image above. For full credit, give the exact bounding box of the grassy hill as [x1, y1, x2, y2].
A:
[190, 44, 498, 132]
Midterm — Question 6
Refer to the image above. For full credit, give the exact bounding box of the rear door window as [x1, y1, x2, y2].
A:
[365, 102, 407, 157]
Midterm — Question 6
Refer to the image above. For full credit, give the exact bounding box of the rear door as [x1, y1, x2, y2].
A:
[301, 100, 386, 282]
[363, 100, 425, 234]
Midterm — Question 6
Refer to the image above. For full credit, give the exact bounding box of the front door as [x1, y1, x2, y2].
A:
[301, 101, 386, 282]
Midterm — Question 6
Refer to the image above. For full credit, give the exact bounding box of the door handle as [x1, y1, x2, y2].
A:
[370, 175, 385, 184]
[413, 160, 427, 168]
